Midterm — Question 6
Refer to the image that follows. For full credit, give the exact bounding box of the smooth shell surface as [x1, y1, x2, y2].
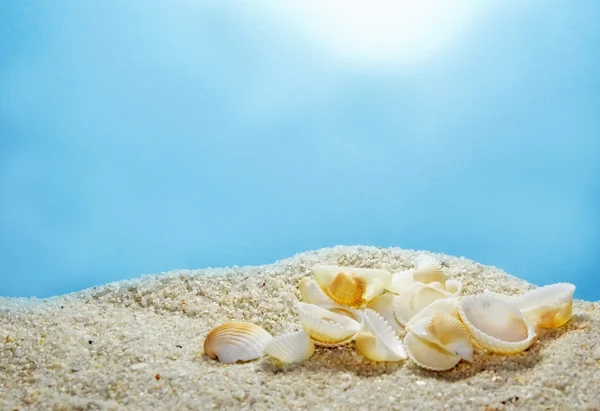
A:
[458, 294, 537, 354]
[264, 330, 315, 364]
[413, 255, 447, 286]
[408, 313, 473, 362]
[386, 269, 415, 295]
[355, 309, 407, 362]
[394, 282, 453, 326]
[297, 302, 360, 346]
[366, 293, 402, 330]
[515, 283, 575, 328]
[204, 322, 273, 363]
[405, 297, 461, 331]
[311, 264, 392, 307]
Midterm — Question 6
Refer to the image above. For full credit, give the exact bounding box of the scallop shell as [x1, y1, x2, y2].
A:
[405, 297, 461, 330]
[311, 264, 392, 307]
[386, 269, 415, 294]
[407, 313, 473, 363]
[404, 332, 461, 371]
[515, 283, 575, 328]
[394, 282, 453, 326]
[264, 330, 315, 364]
[366, 293, 403, 331]
[299, 277, 363, 322]
[458, 294, 537, 354]
[204, 322, 273, 363]
[296, 302, 361, 347]
[413, 255, 447, 286]
[355, 309, 407, 362]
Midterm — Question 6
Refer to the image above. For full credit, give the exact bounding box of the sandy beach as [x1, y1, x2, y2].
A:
[1, 246, 599, 410]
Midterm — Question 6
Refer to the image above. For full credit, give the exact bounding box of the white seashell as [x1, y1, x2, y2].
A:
[394, 282, 453, 326]
[404, 332, 461, 371]
[515, 283, 575, 328]
[264, 330, 315, 364]
[407, 313, 473, 363]
[299, 277, 363, 322]
[405, 297, 461, 331]
[366, 293, 403, 331]
[445, 279, 463, 296]
[204, 322, 273, 363]
[355, 309, 407, 362]
[458, 294, 537, 354]
[386, 269, 415, 294]
[296, 302, 361, 346]
[311, 264, 392, 307]
[413, 255, 447, 286]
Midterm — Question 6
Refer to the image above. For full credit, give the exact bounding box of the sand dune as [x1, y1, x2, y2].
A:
[1, 246, 599, 410]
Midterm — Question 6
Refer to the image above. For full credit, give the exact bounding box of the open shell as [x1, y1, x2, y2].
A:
[404, 332, 461, 371]
[264, 330, 315, 364]
[204, 322, 273, 363]
[311, 264, 392, 307]
[405, 297, 461, 330]
[394, 282, 453, 326]
[408, 313, 473, 363]
[458, 294, 537, 354]
[386, 269, 415, 295]
[413, 255, 447, 286]
[299, 277, 363, 322]
[355, 309, 407, 362]
[296, 302, 361, 347]
[515, 283, 575, 328]
[366, 293, 402, 331]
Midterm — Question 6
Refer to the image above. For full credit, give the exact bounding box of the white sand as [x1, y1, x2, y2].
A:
[1, 246, 599, 410]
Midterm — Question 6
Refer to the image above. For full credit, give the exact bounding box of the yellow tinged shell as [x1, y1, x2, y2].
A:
[394, 282, 453, 326]
[408, 314, 473, 363]
[386, 269, 415, 295]
[413, 255, 447, 287]
[366, 293, 402, 331]
[404, 332, 461, 371]
[405, 297, 461, 330]
[204, 322, 273, 363]
[296, 302, 360, 346]
[264, 330, 315, 364]
[515, 283, 575, 329]
[299, 277, 363, 321]
[355, 309, 407, 362]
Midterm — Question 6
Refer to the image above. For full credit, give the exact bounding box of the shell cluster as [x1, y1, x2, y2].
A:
[203, 256, 576, 371]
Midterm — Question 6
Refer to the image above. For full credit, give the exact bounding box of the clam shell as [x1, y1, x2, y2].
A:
[296, 302, 360, 346]
[458, 294, 537, 354]
[366, 293, 403, 331]
[311, 264, 392, 307]
[515, 283, 575, 328]
[404, 332, 461, 371]
[445, 279, 463, 296]
[299, 277, 363, 322]
[405, 297, 461, 331]
[394, 282, 453, 326]
[408, 313, 473, 362]
[355, 309, 407, 362]
[264, 330, 315, 364]
[413, 255, 447, 286]
[204, 322, 273, 363]
[386, 269, 415, 294]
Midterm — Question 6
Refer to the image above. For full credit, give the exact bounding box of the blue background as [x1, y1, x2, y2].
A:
[1, 1, 599, 300]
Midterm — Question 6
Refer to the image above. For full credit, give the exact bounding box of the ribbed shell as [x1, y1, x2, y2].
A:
[355, 309, 407, 362]
[386, 269, 415, 295]
[405, 297, 461, 331]
[413, 255, 447, 287]
[515, 283, 575, 328]
[299, 277, 363, 322]
[366, 293, 402, 331]
[404, 332, 461, 371]
[264, 330, 315, 364]
[394, 282, 453, 326]
[204, 322, 273, 363]
[296, 302, 360, 346]
[408, 313, 473, 362]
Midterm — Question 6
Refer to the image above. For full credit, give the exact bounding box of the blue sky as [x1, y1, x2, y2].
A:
[1, 1, 599, 299]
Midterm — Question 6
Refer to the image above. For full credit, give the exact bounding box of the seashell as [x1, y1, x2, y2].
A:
[264, 330, 315, 364]
[405, 297, 461, 330]
[204, 322, 273, 363]
[515, 283, 575, 328]
[413, 255, 447, 286]
[366, 293, 403, 331]
[445, 279, 463, 296]
[355, 309, 407, 362]
[404, 332, 461, 371]
[458, 294, 537, 354]
[296, 302, 361, 347]
[311, 264, 392, 307]
[407, 313, 473, 363]
[386, 269, 415, 295]
[299, 277, 363, 322]
[394, 282, 453, 326]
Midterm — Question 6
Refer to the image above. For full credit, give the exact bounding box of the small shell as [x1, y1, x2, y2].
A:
[458, 294, 537, 354]
[299, 277, 363, 322]
[404, 332, 461, 371]
[264, 330, 315, 364]
[386, 269, 415, 294]
[405, 297, 461, 330]
[394, 282, 453, 326]
[296, 302, 360, 346]
[311, 264, 392, 307]
[515, 283, 575, 328]
[355, 309, 407, 362]
[204, 322, 273, 363]
[407, 313, 473, 363]
[445, 279, 463, 296]
[366, 293, 403, 331]
[413, 255, 447, 286]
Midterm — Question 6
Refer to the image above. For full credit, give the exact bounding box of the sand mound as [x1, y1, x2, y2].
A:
[1, 246, 599, 410]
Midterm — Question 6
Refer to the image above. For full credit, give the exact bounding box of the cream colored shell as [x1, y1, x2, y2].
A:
[366, 293, 402, 331]
[204, 322, 273, 363]
[394, 282, 453, 326]
[298, 277, 363, 322]
[413, 255, 447, 286]
[296, 302, 361, 347]
[355, 309, 407, 362]
[264, 330, 315, 364]
[386, 269, 415, 295]
[515, 283, 575, 328]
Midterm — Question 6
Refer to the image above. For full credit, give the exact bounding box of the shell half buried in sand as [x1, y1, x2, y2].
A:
[264, 330, 315, 364]
[204, 321, 273, 363]
[515, 283, 575, 329]
[311, 264, 392, 308]
[404, 313, 473, 371]
[355, 308, 407, 362]
[296, 302, 361, 347]
[458, 294, 537, 354]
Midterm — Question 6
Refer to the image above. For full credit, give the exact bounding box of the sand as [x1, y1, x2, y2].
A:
[1, 246, 599, 411]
